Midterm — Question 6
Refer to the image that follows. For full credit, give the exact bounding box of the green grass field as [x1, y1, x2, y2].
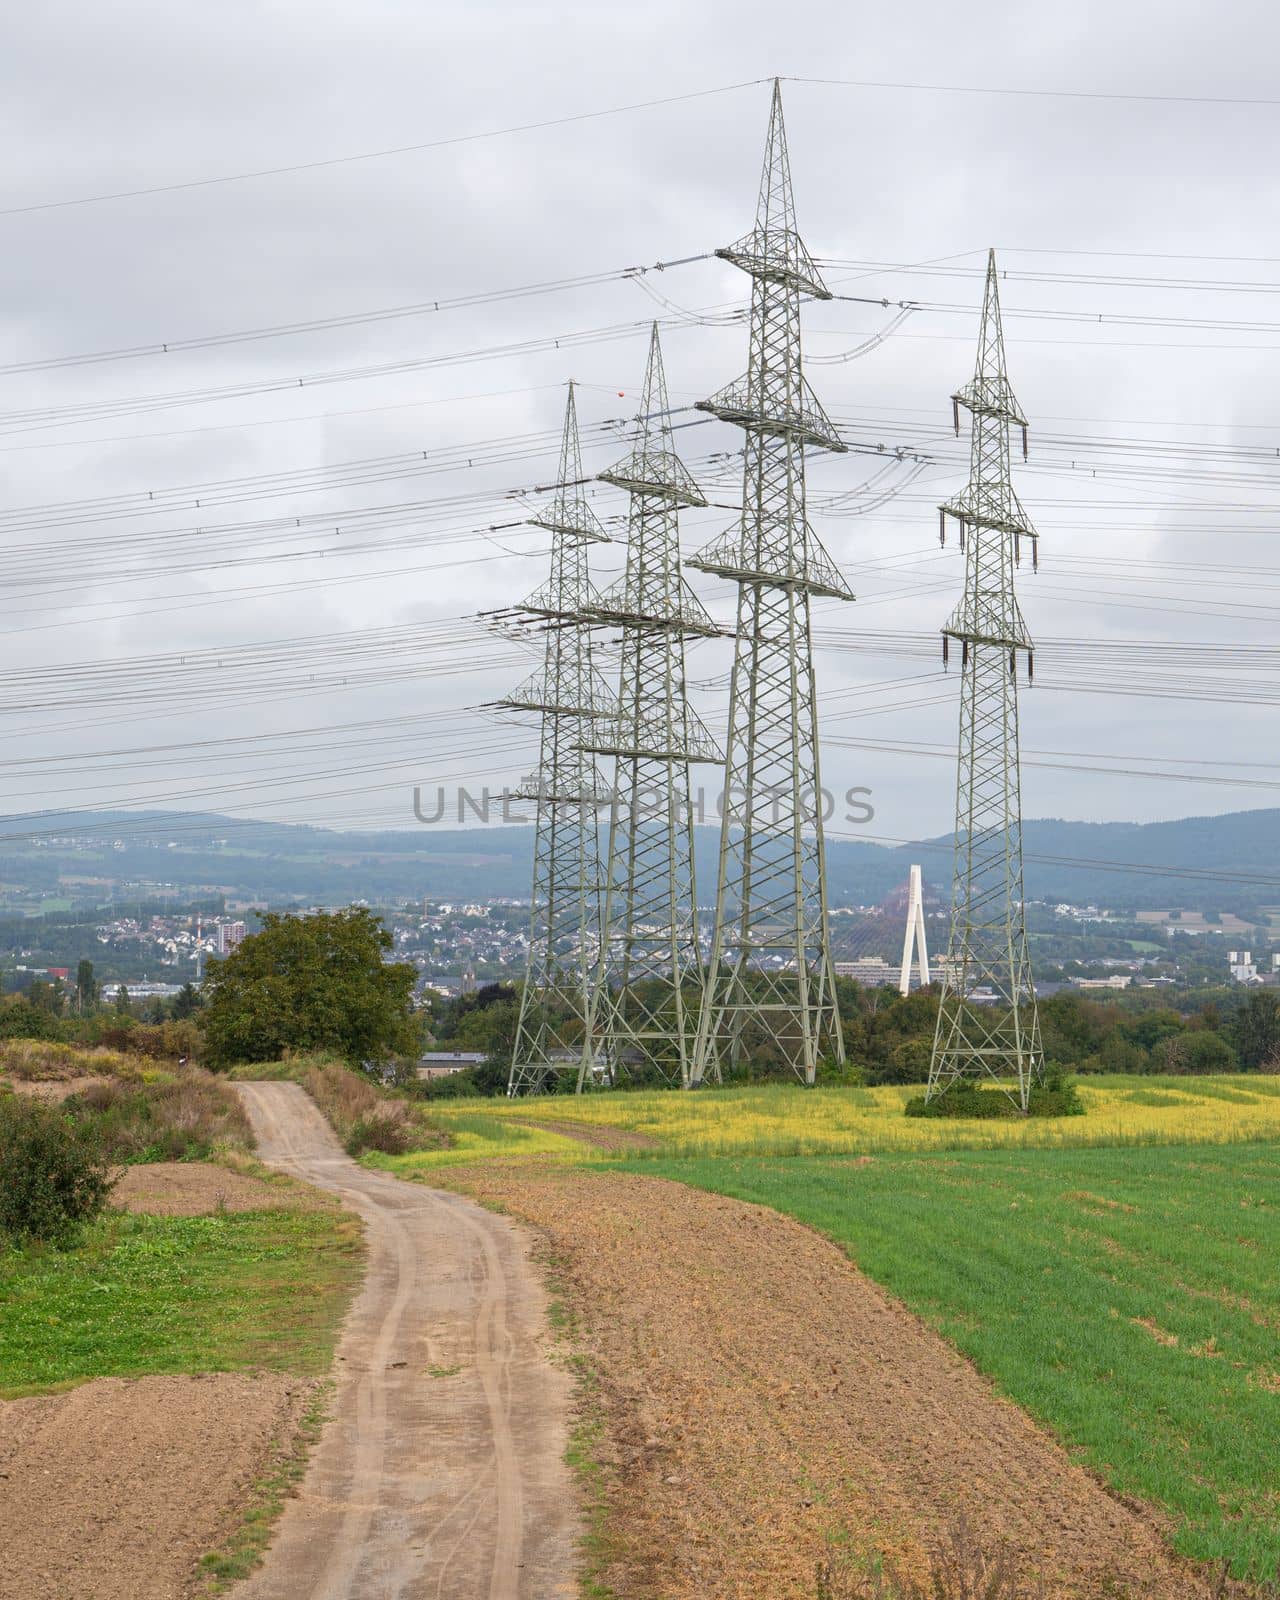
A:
[633, 1141, 1280, 1581]
[0, 1206, 362, 1398]
[388, 1078, 1280, 1577]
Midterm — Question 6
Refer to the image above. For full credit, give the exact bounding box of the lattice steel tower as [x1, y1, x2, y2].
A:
[579, 324, 722, 1090]
[928, 250, 1043, 1110]
[498, 385, 613, 1096]
[688, 80, 852, 1087]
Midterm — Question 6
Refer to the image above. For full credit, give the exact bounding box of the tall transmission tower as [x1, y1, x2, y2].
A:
[496, 385, 613, 1096]
[928, 249, 1043, 1111]
[579, 324, 721, 1089]
[688, 80, 852, 1087]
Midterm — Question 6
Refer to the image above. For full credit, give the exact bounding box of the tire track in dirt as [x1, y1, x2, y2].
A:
[230, 1082, 579, 1600]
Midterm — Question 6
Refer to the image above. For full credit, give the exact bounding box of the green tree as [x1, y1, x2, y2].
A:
[76, 958, 97, 1011]
[200, 908, 418, 1068]
[1234, 989, 1280, 1070]
[114, 984, 131, 1015]
[1096, 1033, 1148, 1075]
[1157, 1030, 1238, 1075]
[875, 1035, 933, 1085]
[1120, 1008, 1184, 1052]
[27, 978, 64, 1016]
[172, 981, 201, 1019]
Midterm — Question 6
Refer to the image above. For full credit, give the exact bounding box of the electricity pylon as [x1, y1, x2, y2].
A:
[688, 79, 852, 1087]
[579, 324, 722, 1089]
[496, 385, 613, 1096]
[928, 249, 1043, 1110]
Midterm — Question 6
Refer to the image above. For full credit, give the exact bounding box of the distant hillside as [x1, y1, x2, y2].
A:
[0, 806, 1274, 915]
[0, 806, 1273, 921]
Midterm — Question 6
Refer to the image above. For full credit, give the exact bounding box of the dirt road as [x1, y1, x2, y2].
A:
[231, 1082, 579, 1600]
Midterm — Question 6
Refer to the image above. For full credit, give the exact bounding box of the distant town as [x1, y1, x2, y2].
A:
[4, 881, 1276, 1005]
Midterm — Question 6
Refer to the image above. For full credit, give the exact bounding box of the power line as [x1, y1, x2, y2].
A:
[827, 734, 1280, 793]
[0, 80, 768, 218]
[0, 258, 708, 377]
[787, 73, 1280, 110]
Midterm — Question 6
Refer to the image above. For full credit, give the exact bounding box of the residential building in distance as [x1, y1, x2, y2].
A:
[834, 956, 962, 990]
[1228, 950, 1259, 984]
[417, 1050, 486, 1081]
[215, 920, 247, 957]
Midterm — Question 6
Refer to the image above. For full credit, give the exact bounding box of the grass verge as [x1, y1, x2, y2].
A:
[536, 1252, 619, 1600]
[0, 1205, 362, 1397]
[636, 1141, 1280, 1582]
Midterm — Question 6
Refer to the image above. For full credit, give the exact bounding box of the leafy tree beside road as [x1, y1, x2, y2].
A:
[200, 908, 419, 1068]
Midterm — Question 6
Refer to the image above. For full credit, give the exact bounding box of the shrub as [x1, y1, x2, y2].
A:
[63, 1068, 253, 1163]
[0, 1038, 141, 1083]
[904, 1073, 1084, 1121]
[415, 1067, 483, 1100]
[344, 1115, 411, 1157]
[868, 1037, 932, 1086]
[91, 1020, 202, 1062]
[815, 1059, 869, 1088]
[0, 1097, 114, 1246]
[301, 1059, 447, 1155]
[1157, 1031, 1239, 1075]
[0, 1001, 65, 1042]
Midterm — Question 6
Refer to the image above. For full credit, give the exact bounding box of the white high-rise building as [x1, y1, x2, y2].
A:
[215, 921, 247, 957]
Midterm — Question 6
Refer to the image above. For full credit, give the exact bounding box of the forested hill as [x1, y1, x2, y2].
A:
[0, 806, 1274, 914]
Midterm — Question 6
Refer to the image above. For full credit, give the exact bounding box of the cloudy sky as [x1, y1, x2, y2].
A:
[3, 0, 1279, 848]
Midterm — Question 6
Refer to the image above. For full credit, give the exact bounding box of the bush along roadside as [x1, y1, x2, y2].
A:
[0, 1095, 114, 1246]
[304, 1061, 451, 1157]
[63, 1069, 254, 1163]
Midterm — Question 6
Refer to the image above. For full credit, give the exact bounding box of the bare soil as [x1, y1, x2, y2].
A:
[229, 1081, 581, 1599]
[111, 1160, 298, 1216]
[435, 1165, 1224, 1600]
[0, 1372, 313, 1600]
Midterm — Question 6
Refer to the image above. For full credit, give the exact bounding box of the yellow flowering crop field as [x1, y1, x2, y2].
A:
[408, 1074, 1280, 1166]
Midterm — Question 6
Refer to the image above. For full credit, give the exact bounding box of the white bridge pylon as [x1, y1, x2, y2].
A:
[899, 864, 930, 995]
